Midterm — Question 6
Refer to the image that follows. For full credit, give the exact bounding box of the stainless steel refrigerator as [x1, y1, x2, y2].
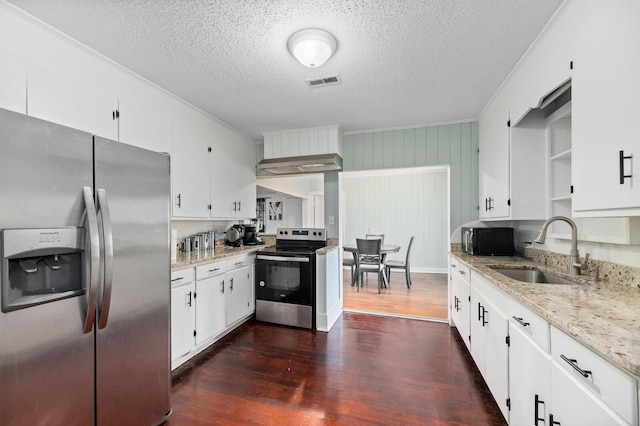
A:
[0, 108, 171, 425]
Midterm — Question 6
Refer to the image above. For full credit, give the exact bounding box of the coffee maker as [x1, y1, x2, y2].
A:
[242, 224, 263, 245]
[225, 224, 245, 247]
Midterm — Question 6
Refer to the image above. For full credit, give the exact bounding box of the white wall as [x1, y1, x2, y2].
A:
[342, 166, 449, 273]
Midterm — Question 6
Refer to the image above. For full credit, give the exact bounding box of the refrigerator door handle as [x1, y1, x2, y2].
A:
[83, 186, 99, 334]
[97, 188, 114, 329]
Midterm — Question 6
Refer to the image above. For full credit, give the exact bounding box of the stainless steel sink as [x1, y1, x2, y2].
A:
[491, 267, 578, 285]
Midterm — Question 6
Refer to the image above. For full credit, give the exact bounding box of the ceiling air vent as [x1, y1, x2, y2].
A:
[306, 74, 341, 88]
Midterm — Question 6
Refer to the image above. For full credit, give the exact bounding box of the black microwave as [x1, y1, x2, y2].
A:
[462, 227, 515, 256]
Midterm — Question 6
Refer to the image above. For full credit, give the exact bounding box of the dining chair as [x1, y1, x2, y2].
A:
[384, 235, 414, 289]
[343, 253, 357, 286]
[366, 234, 385, 243]
[355, 238, 385, 294]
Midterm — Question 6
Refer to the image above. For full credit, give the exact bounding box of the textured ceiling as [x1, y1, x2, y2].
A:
[6, 0, 563, 140]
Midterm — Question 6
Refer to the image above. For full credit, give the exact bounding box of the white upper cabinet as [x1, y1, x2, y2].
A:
[27, 65, 117, 140]
[211, 129, 257, 219]
[572, 0, 640, 215]
[171, 125, 211, 218]
[478, 103, 510, 219]
[118, 100, 171, 154]
[0, 50, 26, 114]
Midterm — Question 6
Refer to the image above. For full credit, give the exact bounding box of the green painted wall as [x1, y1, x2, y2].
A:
[342, 122, 479, 233]
[256, 121, 479, 235]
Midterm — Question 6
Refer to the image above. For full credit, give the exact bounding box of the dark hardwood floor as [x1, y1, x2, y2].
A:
[167, 312, 506, 425]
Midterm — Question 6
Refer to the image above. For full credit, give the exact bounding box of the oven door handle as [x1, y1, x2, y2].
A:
[257, 255, 310, 263]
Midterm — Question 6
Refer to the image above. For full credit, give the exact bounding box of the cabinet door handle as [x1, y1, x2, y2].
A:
[186, 291, 192, 307]
[238, 201, 241, 211]
[619, 150, 632, 184]
[549, 413, 561, 425]
[171, 277, 182, 283]
[478, 303, 488, 326]
[209, 267, 220, 273]
[458, 269, 466, 275]
[230, 277, 234, 291]
[454, 296, 459, 312]
[512, 316, 530, 328]
[560, 354, 592, 378]
[176, 193, 182, 208]
[220, 280, 225, 293]
[534, 394, 545, 425]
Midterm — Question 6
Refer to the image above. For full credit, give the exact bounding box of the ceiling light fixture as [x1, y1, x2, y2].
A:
[287, 28, 337, 68]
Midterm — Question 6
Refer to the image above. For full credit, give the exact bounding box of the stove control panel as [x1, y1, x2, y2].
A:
[276, 227, 326, 241]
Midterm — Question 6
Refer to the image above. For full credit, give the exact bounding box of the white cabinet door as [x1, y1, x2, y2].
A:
[509, 319, 551, 426]
[171, 125, 211, 218]
[470, 287, 510, 421]
[211, 134, 256, 219]
[450, 260, 470, 351]
[550, 361, 627, 426]
[27, 65, 117, 139]
[226, 265, 251, 326]
[171, 282, 195, 360]
[195, 273, 226, 346]
[0, 50, 26, 114]
[118, 100, 171, 153]
[478, 106, 510, 219]
[572, 0, 640, 214]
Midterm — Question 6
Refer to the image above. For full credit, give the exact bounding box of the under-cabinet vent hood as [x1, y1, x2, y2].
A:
[257, 153, 343, 175]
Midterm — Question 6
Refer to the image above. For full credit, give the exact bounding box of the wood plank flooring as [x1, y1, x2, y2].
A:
[166, 312, 506, 426]
[343, 270, 449, 320]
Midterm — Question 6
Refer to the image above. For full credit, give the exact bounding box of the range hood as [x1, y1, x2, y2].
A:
[257, 153, 343, 175]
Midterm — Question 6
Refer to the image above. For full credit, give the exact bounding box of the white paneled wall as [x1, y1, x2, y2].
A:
[342, 167, 449, 273]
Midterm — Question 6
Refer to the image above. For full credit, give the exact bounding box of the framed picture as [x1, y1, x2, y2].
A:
[269, 201, 283, 221]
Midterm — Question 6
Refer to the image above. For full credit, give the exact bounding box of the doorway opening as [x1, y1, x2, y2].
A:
[340, 166, 450, 322]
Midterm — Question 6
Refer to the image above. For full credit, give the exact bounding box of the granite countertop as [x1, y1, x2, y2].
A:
[450, 252, 640, 378]
[172, 244, 274, 270]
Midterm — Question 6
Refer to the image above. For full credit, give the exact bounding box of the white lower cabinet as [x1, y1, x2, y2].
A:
[449, 256, 470, 351]
[195, 260, 227, 346]
[470, 284, 510, 421]
[449, 255, 639, 426]
[171, 254, 255, 369]
[509, 314, 552, 426]
[170, 268, 195, 361]
[226, 255, 254, 326]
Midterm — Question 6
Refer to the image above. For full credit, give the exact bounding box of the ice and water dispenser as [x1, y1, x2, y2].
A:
[1, 228, 85, 312]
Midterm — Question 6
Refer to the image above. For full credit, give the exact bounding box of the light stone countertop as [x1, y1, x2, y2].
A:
[171, 244, 274, 270]
[451, 252, 640, 378]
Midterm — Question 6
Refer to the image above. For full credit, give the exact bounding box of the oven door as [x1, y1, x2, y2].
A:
[255, 253, 315, 305]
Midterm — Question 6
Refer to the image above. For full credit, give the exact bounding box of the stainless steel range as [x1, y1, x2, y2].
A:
[255, 227, 327, 329]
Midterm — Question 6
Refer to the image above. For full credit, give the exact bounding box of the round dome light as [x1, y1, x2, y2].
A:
[288, 28, 337, 68]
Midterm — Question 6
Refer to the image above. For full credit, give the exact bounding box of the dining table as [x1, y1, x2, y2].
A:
[342, 243, 401, 289]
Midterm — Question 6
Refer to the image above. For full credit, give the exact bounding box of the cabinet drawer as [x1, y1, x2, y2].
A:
[226, 254, 252, 271]
[550, 326, 638, 425]
[470, 270, 509, 311]
[508, 300, 549, 351]
[195, 260, 226, 280]
[450, 256, 470, 282]
[171, 268, 194, 285]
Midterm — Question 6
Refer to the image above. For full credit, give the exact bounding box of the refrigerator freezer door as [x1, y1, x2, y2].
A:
[93, 137, 171, 425]
[0, 108, 95, 425]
